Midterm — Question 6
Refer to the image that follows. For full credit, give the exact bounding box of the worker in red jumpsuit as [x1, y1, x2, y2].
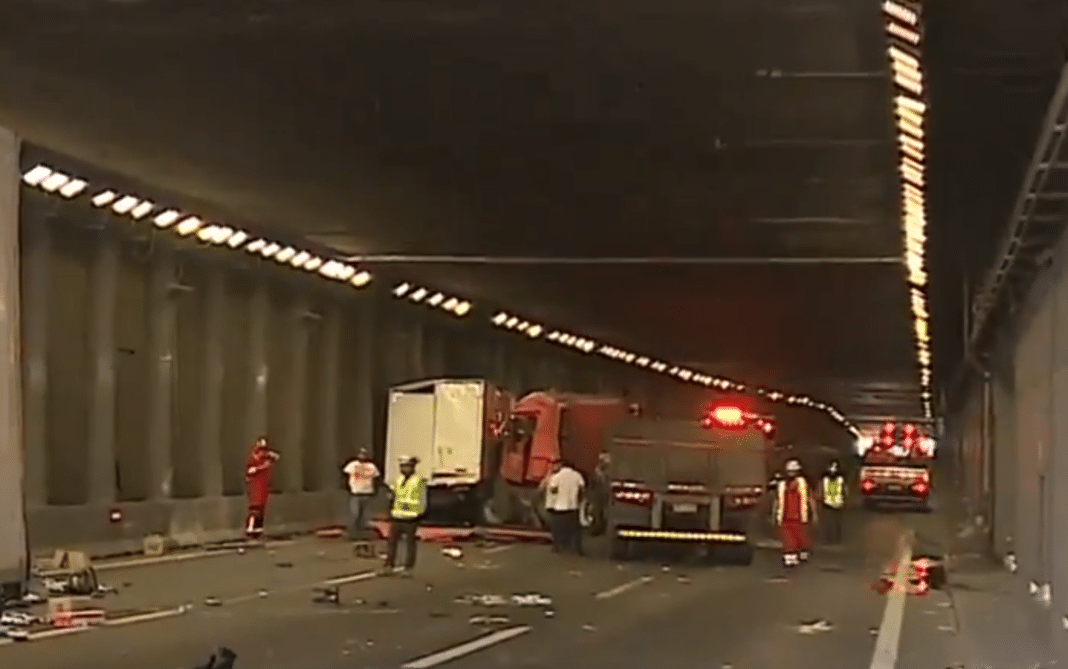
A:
[773, 458, 817, 568]
[245, 436, 280, 539]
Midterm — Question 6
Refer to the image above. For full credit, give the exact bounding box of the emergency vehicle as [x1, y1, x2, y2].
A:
[859, 422, 932, 511]
[603, 405, 773, 563]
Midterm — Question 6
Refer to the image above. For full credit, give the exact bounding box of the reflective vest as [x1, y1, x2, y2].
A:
[775, 477, 810, 524]
[390, 475, 427, 519]
[822, 475, 845, 509]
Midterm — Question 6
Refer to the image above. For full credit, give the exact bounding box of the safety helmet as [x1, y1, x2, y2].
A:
[398, 455, 419, 465]
[785, 459, 802, 473]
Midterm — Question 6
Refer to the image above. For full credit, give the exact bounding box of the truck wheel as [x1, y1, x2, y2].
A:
[481, 480, 515, 526]
[580, 499, 607, 537]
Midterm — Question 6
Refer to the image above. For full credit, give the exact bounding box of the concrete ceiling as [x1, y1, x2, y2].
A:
[4, 0, 1048, 427]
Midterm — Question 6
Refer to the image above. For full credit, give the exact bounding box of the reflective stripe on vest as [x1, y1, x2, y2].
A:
[391, 475, 427, 519]
[776, 477, 809, 524]
[822, 476, 844, 508]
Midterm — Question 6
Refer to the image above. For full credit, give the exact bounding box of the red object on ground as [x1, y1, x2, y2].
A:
[367, 519, 551, 544]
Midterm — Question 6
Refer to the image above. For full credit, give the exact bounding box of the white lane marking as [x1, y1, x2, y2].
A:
[27, 625, 91, 641]
[401, 625, 532, 669]
[869, 534, 914, 669]
[483, 545, 512, 554]
[322, 570, 378, 586]
[595, 575, 653, 600]
[92, 549, 236, 572]
[104, 607, 186, 627]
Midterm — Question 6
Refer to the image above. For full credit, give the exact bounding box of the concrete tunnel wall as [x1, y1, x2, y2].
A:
[12, 187, 649, 558]
[947, 224, 1068, 661]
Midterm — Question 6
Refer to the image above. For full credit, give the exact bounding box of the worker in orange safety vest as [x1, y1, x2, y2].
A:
[773, 458, 818, 568]
[245, 436, 280, 539]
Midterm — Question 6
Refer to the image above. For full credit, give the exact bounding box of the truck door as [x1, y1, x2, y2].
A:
[385, 390, 436, 485]
[431, 382, 484, 484]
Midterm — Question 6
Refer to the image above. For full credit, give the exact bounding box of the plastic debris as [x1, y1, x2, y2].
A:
[510, 593, 553, 607]
[544, 610, 555, 618]
[442, 547, 463, 559]
[455, 594, 508, 607]
[313, 587, 340, 605]
[581, 624, 596, 631]
[204, 597, 222, 607]
[796, 619, 833, 634]
[0, 610, 38, 627]
[469, 615, 510, 626]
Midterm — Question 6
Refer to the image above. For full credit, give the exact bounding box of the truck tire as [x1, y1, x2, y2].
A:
[580, 498, 607, 537]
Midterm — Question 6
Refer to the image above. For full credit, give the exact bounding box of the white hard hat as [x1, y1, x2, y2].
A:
[398, 455, 418, 464]
[785, 459, 802, 472]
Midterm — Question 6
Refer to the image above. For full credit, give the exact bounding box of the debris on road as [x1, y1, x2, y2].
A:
[796, 619, 833, 634]
[312, 587, 340, 605]
[511, 593, 553, 607]
[581, 624, 596, 632]
[204, 597, 222, 607]
[765, 576, 789, 584]
[0, 610, 38, 627]
[453, 592, 554, 608]
[275, 561, 293, 568]
[469, 614, 510, 626]
[442, 547, 463, 559]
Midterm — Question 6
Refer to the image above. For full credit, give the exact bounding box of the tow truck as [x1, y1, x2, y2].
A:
[604, 405, 773, 564]
[860, 422, 932, 511]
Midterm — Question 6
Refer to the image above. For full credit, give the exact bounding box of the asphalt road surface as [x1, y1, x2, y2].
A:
[2, 512, 951, 669]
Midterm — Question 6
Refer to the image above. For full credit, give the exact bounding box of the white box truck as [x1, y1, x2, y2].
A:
[384, 378, 512, 524]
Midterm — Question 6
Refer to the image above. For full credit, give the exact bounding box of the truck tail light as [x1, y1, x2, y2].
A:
[612, 482, 653, 506]
[861, 479, 876, 494]
[911, 480, 929, 496]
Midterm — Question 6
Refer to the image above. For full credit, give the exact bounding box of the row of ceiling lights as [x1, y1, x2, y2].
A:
[22, 164, 376, 288]
[883, 0, 934, 420]
[21, 162, 861, 434]
[491, 310, 859, 435]
[392, 282, 471, 317]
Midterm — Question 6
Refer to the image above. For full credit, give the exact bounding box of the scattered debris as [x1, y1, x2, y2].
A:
[765, 576, 789, 584]
[938, 624, 954, 632]
[455, 594, 508, 607]
[313, 587, 340, 605]
[677, 576, 691, 584]
[544, 610, 555, 618]
[511, 593, 553, 607]
[191, 646, 237, 669]
[581, 624, 596, 631]
[204, 597, 222, 607]
[469, 615, 510, 626]
[275, 561, 293, 568]
[1, 610, 37, 627]
[796, 619, 833, 634]
[442, 547, 463, 559]
[869, 627, 879, 636]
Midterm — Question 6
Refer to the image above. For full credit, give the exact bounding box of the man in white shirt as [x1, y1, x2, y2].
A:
[541, 459, 586, 555]
[342, 449, 380, 540]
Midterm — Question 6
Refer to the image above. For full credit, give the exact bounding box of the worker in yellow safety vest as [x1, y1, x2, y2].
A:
[820, 461, 846, 544]
[380, 455, 427, 577]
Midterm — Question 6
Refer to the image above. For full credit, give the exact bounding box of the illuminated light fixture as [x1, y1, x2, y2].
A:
[58, 179, 88, 198]
[334, 265, 356, 281]
[453, 301, 471, 316]
[505, 316, 519, 328]
[885, 0, 933, 420]
[246, 239, 267, 253]
[427, 292, 444, 306]
[527, 324, 543, 338]
[303, 256, 323, 270]
[443, 297, 459, 311]
[275, 247, 297, 263]
[112, 195, 141, 215]
[410, 287, 428, 301]
[393, 282, 411, 297]
[39, 172, 70, 193]
[260, 242, 281, 258]
[492, 312, 508, 326]
[130, 200, 155, 219]
[153, 210, 182, 228]
[22, 165, 52, 186]
[175, 217, 203, 236]
[291, 251, 311, 267]
[350, 270, 372, 287]
[92, 190, 118, 207]
[196, 225, 218, 241]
